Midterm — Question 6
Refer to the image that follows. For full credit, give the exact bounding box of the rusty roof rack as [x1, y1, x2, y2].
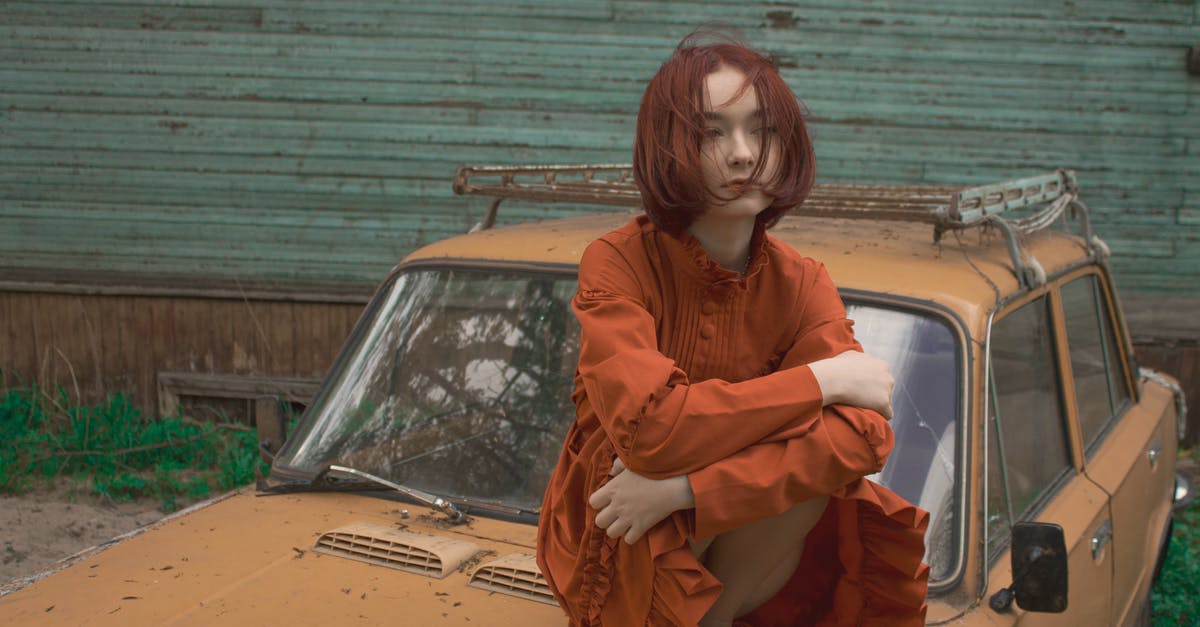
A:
[453, 164, 1101, 289]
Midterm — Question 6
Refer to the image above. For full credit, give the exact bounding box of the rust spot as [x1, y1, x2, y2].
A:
[157, 121, 189, 133]
[768, 53, 799, 69]
[140, 12, 173, 30]
[766, 10, 798, 29]
[426, 100, 484, 110]
[456, 549, 497, 573]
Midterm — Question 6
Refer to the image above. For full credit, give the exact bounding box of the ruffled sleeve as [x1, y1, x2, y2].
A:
[573, 238, 831, 478]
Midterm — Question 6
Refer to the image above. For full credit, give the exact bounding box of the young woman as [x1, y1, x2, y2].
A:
[536, 31, 929, 626]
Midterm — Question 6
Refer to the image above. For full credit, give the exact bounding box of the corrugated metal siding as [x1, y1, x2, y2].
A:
[2, 1, 1197, 294]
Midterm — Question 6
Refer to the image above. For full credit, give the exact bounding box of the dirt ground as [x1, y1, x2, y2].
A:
[2, 459, 1196, 589]
[0, 480, 165, 585]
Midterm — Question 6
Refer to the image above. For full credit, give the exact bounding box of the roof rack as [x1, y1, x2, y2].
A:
[453, 164, 1101, 289]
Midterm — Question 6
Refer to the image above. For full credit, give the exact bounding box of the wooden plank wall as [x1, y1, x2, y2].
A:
[1, 0, 1197, 293]
[1, 1, 1197, 421]
[0, 289, 362, 417]
[1135, 341, 1200, 448]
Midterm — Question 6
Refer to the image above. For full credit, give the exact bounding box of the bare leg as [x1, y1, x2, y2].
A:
[696, 495, 829, 627]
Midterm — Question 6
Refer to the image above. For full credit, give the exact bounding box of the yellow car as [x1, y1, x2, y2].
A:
[0, 165, 1188, 625]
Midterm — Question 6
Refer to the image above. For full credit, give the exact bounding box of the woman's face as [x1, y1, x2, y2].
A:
[698, 65, 780, 219]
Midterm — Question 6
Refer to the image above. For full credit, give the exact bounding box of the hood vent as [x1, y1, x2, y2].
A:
[313, 523, 479, 579]
[468, 553, 557, 605]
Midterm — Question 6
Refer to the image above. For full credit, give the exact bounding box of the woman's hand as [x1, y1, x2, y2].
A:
[589, 457, 695, 544]
[808, 350, 895, 418]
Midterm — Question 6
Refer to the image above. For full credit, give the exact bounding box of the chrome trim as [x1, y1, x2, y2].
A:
[1091, 519, 1113, 560]
[1140, 367, 1188, 441]
[980, 307, 998, 603]
[1175, 472, 1195, 511]
[1147, 442, 1162, 471]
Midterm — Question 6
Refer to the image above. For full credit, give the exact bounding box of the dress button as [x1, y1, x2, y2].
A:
[701, 301, 717, 315]
[700, 323, 715, 339]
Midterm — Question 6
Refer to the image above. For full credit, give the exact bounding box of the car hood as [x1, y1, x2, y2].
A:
[0, 488, 565, 625]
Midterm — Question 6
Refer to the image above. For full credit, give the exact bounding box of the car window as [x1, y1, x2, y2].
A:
[987, 296, 1072, 554]
[851, 305, 959, 581]
[1061, 275, 1131, 453]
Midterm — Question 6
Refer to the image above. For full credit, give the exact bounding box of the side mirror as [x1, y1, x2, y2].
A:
[989, 522, 1068, 613]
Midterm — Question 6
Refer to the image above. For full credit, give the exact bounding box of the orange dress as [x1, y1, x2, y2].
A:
[536, 216, 929, 626]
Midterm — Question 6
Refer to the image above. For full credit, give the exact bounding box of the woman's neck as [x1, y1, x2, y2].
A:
[686, 214, 757, 274]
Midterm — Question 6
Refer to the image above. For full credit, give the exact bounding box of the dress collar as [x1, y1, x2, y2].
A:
[655, 217, 771, 286]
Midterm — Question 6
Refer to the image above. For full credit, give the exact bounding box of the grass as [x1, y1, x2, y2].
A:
[1151, 447, 1199, 626]
[0, 381, 270, 512]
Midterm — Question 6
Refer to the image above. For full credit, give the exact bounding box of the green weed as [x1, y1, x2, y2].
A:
[0, 383, 270, 512]
[1152, 447, 1198, 626]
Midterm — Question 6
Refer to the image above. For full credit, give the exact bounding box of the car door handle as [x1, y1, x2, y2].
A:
[1147, 441, 1162, 470]
[1091, 519, 1113, 560]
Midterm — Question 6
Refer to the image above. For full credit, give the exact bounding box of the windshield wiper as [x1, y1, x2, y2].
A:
[314, 464, 468, 524]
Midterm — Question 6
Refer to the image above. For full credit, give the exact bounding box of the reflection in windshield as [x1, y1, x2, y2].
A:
[276, 269, 579, 511]
[274, 269, 959, 580]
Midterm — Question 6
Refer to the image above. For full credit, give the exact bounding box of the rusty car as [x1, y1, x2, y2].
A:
[0, 165, 1189, 625]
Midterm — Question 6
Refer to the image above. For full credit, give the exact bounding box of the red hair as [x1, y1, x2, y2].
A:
[633, 31, 815, 235]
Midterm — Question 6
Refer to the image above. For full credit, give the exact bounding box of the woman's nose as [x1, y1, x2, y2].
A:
[726, 132, 756, 167]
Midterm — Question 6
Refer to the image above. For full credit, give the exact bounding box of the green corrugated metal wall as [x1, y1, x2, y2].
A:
[2, 0, 1197, 294]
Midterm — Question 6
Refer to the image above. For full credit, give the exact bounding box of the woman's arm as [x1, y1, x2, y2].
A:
[589, 402, 893, 544]
[687, 401, 892, 539]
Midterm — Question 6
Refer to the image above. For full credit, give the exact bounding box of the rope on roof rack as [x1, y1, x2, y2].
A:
[454, 165, 1075, 229]
[452, 164, 1095, 289]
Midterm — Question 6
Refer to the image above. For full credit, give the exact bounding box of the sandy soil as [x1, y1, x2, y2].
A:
[0, 480, 165, 586]
[1, 459, 1195, 589]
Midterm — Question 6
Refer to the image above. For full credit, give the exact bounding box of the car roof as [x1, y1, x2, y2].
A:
[401, 209, 1095, 336]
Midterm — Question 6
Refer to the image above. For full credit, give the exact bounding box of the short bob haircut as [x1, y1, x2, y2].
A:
[633, 31, 815, 235]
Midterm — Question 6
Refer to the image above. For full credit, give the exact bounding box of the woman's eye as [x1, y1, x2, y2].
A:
[703, 127, 723, 138]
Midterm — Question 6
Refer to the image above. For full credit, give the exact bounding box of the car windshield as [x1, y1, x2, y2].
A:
[273, 267, 961, 580]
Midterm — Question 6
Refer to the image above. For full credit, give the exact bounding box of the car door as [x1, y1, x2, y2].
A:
[984, 292, 1112, 625]
[1058, 270, 1176, 626]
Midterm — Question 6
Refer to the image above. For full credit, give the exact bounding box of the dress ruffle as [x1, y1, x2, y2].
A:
[672, 220, 772, 285]
[828, 480, 930, 625]
[561, 468, 929, 626]
[644, 514, 723, 626]
[739, 479, 930, 627]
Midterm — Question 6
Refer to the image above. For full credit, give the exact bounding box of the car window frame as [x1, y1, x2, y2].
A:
[984, 285, 1081, 565]
[840, 289, 972, 594]
[1053, 267, 1137, 460]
